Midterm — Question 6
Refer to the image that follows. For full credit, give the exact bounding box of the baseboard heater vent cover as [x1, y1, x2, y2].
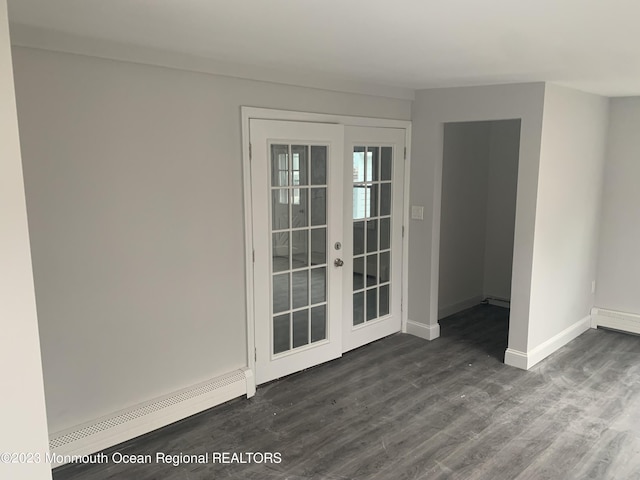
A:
[49, 368, 250, 467]
[591, 308, 640, 335]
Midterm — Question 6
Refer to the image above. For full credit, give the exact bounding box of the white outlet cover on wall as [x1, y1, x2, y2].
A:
[411, 205, 424, 220]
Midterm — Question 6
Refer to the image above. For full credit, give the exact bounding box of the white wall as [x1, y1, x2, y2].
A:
[12, 46, 411, 434]
[0, 5, 51, 479]
[527, 84, 608, 351]
[438, 120, 520, 318]
[483, 120, 520, 301]
[410, 83, 545, 353]
[596, 98, 640, 315]
[438, 122, 491, 315]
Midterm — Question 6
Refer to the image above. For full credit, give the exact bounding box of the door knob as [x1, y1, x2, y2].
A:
[334, 258, 344, 267]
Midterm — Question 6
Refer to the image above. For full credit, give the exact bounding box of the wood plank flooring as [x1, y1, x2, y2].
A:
[53, 305, 640, 479]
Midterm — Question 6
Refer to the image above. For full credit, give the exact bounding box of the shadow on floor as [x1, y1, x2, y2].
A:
[439, 304, 510, 362]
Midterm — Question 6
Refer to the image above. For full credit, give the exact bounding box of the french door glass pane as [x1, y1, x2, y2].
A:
[366, 289, 378, 321]
[273, 273, 290, 314]
[367, 147, 379, 182]
[291, 145, 308, 186]
[366, 219, 378, 252]
[379, 285, 390, 316]
[381, 147, 392, 181]
[310, 228, 326, 266]
[272, 190, 289, 230]
[310, 188, 326, 226]
[353, 292, 365, 325]
[292, 310, 309, 348]
[271, 143, 328, 355]
[292, 271, 308, 309]
[353, 257, 364, 290]
[310, 305, 327, 342]
[366, 254, 377, 287]
[272, 232, 289, 273]
[380, 183, 391, 216]
[368, 185, 378, 217]
[311, 267, 326, 304]
[380, 251, 390, 283]
[310, 146, 327, 185]
[353, 221, 365, 255]
[352, 145, 393, 325]
[353, 187, 366, 219]
[380, 218, 391, 250]
[292, 230, 308, 268]
[273, 314, 290, 354]
[291, 189, 308, 228]
[353, 147, 366, 182]
[271, 145, 289, 187]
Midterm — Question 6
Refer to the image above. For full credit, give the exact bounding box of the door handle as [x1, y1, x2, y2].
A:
[334, 258, 344, 267]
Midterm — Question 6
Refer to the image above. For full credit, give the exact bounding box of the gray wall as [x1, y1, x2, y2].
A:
[413, 83, 609, 363]
[0, 6, 51, 479]
[438, 120, 519, 317]
[410, 83, 545, 354]
[439, 122, 490, 314]
[528, 84, 608, 350]
[596, 98, 640, 315]
[483, 120, 520, 301]
[12, 46, 411, 433]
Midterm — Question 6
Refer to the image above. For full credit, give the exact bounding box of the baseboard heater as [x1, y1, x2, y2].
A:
[48, 368, 253, 468]
[591, 307, 640, 335]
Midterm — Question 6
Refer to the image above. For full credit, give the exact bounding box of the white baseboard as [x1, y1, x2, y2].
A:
[504, 315, 591, 370]
[438, 295, 483, 320]
[48, 368, 253, 467]
[406, 319, 440, 341]
[485, 297, 510, 308]
[504, 348, 528, 370]
[244, 368, 256, 398]
[591, 307, 640, 335]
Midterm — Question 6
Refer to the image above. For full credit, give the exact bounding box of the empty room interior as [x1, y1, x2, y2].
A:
[3, 1, 640, 479]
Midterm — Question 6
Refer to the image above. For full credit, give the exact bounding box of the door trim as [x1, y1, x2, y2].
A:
[241, 107, 411, 393]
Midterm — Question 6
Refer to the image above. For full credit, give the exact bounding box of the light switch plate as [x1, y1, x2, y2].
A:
[411, 205, 424, 220]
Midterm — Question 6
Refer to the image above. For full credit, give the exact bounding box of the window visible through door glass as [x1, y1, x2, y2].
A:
[352, 145, 393, 326]
[271, 143, 329, 355]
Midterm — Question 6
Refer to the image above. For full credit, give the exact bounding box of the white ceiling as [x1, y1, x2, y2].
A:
[7, 0, 640, 97]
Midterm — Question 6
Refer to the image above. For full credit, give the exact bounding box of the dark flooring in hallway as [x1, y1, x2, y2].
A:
[53, 305, 640, 479]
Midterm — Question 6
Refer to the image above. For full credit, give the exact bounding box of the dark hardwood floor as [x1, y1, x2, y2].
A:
[53, 305, 640, 479]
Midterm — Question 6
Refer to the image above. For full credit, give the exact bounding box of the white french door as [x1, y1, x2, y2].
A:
[251, 120, 344, 384]
[342, 127, 406, 352]
[250, 119, 406, 385]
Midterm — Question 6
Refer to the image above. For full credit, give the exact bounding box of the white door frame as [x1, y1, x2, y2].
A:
[241, 107, 411, 394]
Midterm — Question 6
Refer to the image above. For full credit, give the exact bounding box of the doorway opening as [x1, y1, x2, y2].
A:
[437, 119, 521, 361]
